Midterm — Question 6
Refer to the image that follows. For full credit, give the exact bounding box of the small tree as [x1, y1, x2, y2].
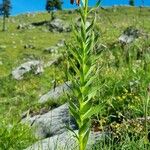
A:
[45, 0, 63, 20]
[0, 0, 11, 31]
[129, 0, 135, 6]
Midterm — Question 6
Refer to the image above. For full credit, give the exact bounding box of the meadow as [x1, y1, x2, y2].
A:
[0, 6, 150, 149]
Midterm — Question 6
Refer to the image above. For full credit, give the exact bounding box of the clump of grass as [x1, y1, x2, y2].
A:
[0, 118, 36, 150]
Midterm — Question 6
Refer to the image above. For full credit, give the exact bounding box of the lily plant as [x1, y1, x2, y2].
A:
[66, 0, 100, 150]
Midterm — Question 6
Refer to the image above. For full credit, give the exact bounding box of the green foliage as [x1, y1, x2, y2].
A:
[66, 0, 101, 149]
[0, 119, 36, 150]
[129, 0, 135, 6]
[45, 0, 63, 20]
[45, 0, 62, 12]
[0, 0, 11, 17]
[0, 6, 150, 150]
[0, 0, 11, 31]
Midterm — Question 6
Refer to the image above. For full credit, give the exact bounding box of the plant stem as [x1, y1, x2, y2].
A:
[145, 93, 149, 137]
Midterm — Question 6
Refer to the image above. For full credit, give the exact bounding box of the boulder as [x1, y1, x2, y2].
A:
[12, 60, 44, 80]
[24, 130, 103, 150]
[76, 18, 91, 29]
[17, 23, 34, 30]
[44, 46, 58, 54]
[39, 82, 71, 104]
[22, 103, 77, 139]
[49, 19, 71, 32]
[119, 27, 141, 44]
[56, 39, 65, 47]
[24, 44, 36, 49]
[43, 57, 60, 68]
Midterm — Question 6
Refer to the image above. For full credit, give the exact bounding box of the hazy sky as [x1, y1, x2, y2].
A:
[0, 0, 149, 15]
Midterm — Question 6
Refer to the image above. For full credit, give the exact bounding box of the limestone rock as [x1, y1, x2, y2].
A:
[22, 103, 76, 139]
[44, 46, 58, 54]
[39, 82, 71, 104]
[49, 19, 71, 33]
[17, 23, 35, 30]
[24, 130, 103, 150]
[12, 60, 44, 80]
[119, 27, 141, 44]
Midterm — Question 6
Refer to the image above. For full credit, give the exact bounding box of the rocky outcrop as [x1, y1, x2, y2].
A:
[12, 60, 44, 80]
[17, 23, 35, 30]
[39, 82, 71, 104]
[12, 57, 60, 80]
[119, 26, 141, 44]
[24, 130, 103, 150]
[44, 46, 58, 54]
[44, 39, 65, 54]
[49, 19, 71, 32]
[22, 103, 76, 139]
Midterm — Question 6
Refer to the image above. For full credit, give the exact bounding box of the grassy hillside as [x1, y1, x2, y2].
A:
[0, 7, 150, 149]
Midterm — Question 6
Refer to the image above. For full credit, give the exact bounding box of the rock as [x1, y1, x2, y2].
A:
[76, 18, 91, 29]
[49, 19, 71, 33]
[43, 57, 61, 68]
[39, 82, 71, 104]
[12, 60, 44, 80]
[17, 23, 34, 30]
[22, 103, 76, 139]
[24, 44, 36, 49]
[24, 130, 103, 150]
[44, 40, 65, 54]
[56, 39, 65, 47]
[44, 46, 58, 54]
[119, 26, 141, 44]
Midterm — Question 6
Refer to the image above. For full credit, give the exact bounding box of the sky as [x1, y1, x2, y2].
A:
[0, 0, 149, 15]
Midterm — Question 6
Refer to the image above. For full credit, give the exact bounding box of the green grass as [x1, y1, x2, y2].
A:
[0, 7, 150, 149]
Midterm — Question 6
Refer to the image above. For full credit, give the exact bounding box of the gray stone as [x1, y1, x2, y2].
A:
[76, 18, 91, 29]
[24, 44, 36, 49]
[43, 57, 60, 68]
[119, 27, 141, 44]
[49, 19, 71, 33]
[56, 39, 65, 48]
[39, 82, 71, 104]
[44, 46, 58, 54]
[12, 60, 44, 80]
[24, 130, 103, 150]
[17, 23, 35, 30]
[22, 103, 76, 139]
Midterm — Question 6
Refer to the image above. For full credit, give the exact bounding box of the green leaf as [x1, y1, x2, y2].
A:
[84, 65, 95, 81]
[69, 102, 80, 125]
[96, 0, 101, 7]
[88, 0, 101, 14]
[65, 125, 79, 140]
[80, 19, 86, 41]
[82, 127, 90, 150]
[68, 57, 80, 75]
[68, 45, 82, 65]
[80, 101, 91, 116]
[86, 18, 95, 33]
[85, 32, 95, 55]
[84, 75, 96, 88]
[83, 105, 103, 120]
[79, 119, 90, 137]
